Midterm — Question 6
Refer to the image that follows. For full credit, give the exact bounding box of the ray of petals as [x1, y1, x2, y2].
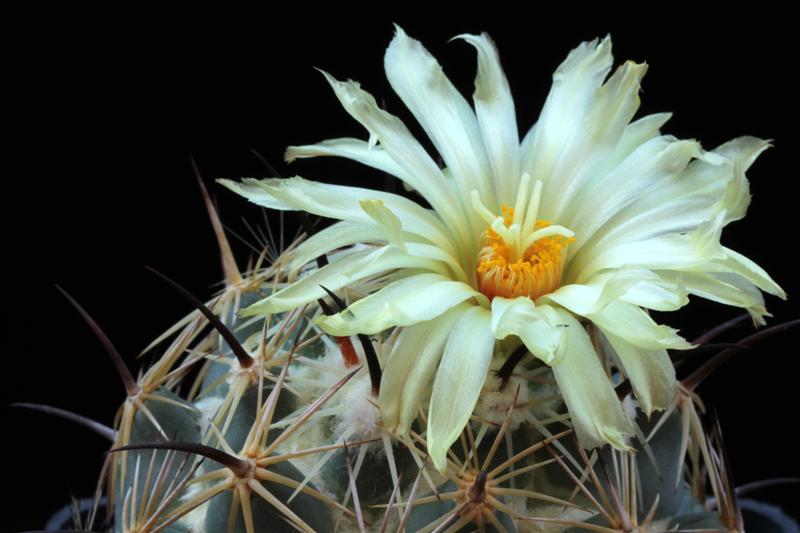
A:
[427, 306, 495, 471]
[545, 59, 649, 223]
[602, 331, 676, 415]
[360, 199, 405, 249]
[520, 36, 613, 198]
[285, 137, 415, 184]
[379, 304, 470, 434]
[404, 242, 470, 283]
[316, 70, 471, 250]
[601, 112, 672, 172]
[566, 138, 767, 275]
[316, 273, 485, 335]
[241, 246, 447, 316]
[453, 32, 520, 206]
[490, 296, 563, 364]
[287, 221, 388, 276]
[550, 269, 688, 315]
[385, 25, 496, 214]
[564, 138, 701, 257]
[668, 271, 769, 324]
[219, 176, 456, 256]
[549, 308, 634, 450]
[586, 300, 692, 351]
[571, 210, 729, 283]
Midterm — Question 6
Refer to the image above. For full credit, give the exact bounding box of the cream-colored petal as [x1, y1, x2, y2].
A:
[454, 32, 520, 206]
[711, 136, 771, 223]
[287, 221, 387, 277]
[714, 247, 786, 299]
[603, 112, 672, 172]
[379, 304, 469, 434]
[543, 269, 687, 315]
[616, 276, 688, 312]
[550, 308, 634, 450]
[520, 36, 613, 185]
[573, 211, 728, 283]
[404, 242, 469, 284]
[586, 301, 693, 351]
[490, 297, 563, 364]
[220, 176, 455, 256]
[427, 306, 494, 471]
[602, 331, 676, 416]
[318, 70, 471, 248]
[568, 136, 771, 277]
[360, 199, 404, 249]
[564, 137, 701, 260]
[385, 25, 495, 214]
[316, 273, 484, 335]
[241, 246, 446, 316]
[546, 60, 649, 223]
[521, 37, 648, 225]
[665, 271, 770, 325]
[285, 137, 415, 184]
[594, 269, 688, 312]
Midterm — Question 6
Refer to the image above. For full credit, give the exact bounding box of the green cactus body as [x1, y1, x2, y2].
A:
[320, 439, 415, 505]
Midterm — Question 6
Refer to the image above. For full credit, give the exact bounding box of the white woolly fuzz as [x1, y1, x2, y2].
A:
[622, 393, 639, 422]
[194, 396, 224, 434]
[177, 480, 212, 531]
[332, 374, 382, 441]
[473, 371, 531, 430]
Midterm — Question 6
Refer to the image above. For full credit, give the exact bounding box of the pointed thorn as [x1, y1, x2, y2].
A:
[683, 318, 800, 390]
[55, 285, 139, 397]
[317, 298, 335, 317]
[615, 378, 633, 402]
[356, 332, 382, 397]
[109, 441, 250, 478]
[11, 403, 117, 442]
[736, 478, 800, 497]
[319, 285, 381, 394]
[670, 343, 750, 365]
[319, 284, 348, 313]
[692, 313, 751, 345]
[191, 155, 242, 286]
[145, 267, 254, 368]
[468, 470, 488, 502]
[342, 440, 367, 533]
[249, 148, 283, 178]
[496, 344, 528, 386]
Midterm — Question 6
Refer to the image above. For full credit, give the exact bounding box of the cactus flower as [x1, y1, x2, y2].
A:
[222, 27, 784, 471]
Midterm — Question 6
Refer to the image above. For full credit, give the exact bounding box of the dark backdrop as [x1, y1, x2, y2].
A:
[7, 13, 798, 530]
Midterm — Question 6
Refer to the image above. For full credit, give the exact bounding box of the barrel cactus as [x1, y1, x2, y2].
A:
[20, 27, 797, 533]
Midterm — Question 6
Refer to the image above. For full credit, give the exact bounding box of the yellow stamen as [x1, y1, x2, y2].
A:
[476, 219, 574, 301]
[471, 182, 574, 301]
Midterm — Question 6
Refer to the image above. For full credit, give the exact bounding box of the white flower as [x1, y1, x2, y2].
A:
[221, 27, 784, 471]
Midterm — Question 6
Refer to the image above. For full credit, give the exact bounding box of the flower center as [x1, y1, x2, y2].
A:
[471, 175, 574, 301]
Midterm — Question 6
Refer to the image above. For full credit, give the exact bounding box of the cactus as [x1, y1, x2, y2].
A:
[18, 29, 799, 533]
[26, 185, 798, 532]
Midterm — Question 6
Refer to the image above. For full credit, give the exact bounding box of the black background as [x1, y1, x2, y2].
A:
[7, 13, 799, 531]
